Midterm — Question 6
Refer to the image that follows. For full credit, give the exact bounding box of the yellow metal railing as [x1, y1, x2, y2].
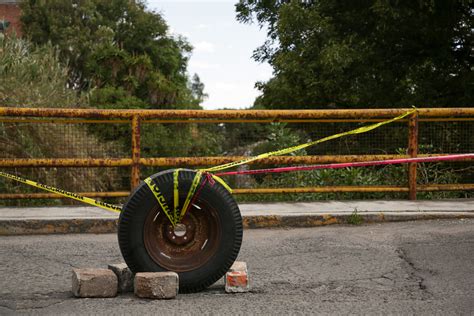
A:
[0, 107, 473, 201]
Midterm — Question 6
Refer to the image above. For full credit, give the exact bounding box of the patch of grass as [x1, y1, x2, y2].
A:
[347, 208, 364, 225]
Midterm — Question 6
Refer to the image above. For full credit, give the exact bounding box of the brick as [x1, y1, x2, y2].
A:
[225, 261, 250, 293]
[72, 269, 117, 298]
[134, 272, 178, 299]
[225, 271, 250, 293]
[108, 263, 134, 293]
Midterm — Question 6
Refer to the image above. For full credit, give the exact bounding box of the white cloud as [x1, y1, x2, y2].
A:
[202, 81, 260, 109]
[194, 41, 216, 53]
[254, 65, 273, 81]
[214, 82, 240, 91]
[196, 23, 210, 29]
[189, 60, 221, 70]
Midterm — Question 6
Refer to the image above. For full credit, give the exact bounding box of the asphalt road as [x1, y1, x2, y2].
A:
[1, 219, 473, 315]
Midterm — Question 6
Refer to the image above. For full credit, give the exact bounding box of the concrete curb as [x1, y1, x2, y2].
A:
[0, 218, 118, 235]
[1, 212, 474, 235]
[242, 212, 474, 228]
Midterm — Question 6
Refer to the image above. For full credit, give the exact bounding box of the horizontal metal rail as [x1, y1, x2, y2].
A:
[0, 154, 465, 168]
[1, 107, 474, 119]
[0, 192, 130, 199]
[233, 184, 474, 194]
[1, 184, 473, 200]
[2, 117, 474, 124]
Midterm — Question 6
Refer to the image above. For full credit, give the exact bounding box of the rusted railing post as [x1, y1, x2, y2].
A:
[131, 115, 141, 189]
[408, 111, 419, 200]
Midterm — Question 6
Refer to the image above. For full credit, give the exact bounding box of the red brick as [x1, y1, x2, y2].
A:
[225, 271, 249, 293]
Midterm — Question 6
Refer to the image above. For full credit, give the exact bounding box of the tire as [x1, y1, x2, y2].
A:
[118, 169, 243, 293]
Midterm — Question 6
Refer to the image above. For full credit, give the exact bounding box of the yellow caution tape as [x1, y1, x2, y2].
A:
[201, 108, 417, 172]
[211, 174, 232, 193]
[172, 171, 233, 222]
[144, 177, 175, 226]
[0, 171, 122, 213]
[179, 171, 203, 221]
[173, 168, 182, 223]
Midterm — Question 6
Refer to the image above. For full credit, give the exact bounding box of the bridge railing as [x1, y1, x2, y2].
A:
[0, 107, 473, 202]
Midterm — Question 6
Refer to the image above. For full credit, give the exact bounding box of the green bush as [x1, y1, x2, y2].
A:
[0, 36, 120, 205]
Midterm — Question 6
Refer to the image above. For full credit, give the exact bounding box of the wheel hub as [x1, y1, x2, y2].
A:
[165, 219, 196, 246]
[143, 200, 221, 272]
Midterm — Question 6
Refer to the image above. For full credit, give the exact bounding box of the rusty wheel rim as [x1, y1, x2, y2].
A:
[143, 198, 221, 272]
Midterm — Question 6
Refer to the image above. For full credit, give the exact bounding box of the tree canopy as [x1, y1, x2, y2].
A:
[236, 0, 473, 109]
[21, 0, 204, 109]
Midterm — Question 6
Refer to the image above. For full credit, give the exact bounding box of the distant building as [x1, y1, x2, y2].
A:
[0, 0, 21, 36]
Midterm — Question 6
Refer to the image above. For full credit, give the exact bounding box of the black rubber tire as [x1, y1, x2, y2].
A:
[118, 169, 243, 293]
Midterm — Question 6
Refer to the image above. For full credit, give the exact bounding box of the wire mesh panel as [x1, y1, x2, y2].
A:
[416, 120, 474, 191]
[0, 119, 131, 206]
[0, 121, 129, 158]
[140, 120, 409, 158]
[141, 122, 225, 158]
[0, 109, 473, 205]
[0, 167, 128, 206]
[418, 121, 473, 154]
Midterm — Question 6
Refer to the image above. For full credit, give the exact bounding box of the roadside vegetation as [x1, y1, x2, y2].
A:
[0, 35, 121, 205]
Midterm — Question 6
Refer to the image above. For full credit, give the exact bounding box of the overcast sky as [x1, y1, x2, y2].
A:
[146, 0, 273, 109]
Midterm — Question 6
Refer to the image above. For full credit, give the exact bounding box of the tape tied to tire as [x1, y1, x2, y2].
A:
[144, 170, 232, 227]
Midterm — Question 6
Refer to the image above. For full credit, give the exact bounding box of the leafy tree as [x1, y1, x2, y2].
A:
[19, 0, 225, 173]
[0, 35, 80, 108]
[189, 74, 208, 105]
[21, 0, 202, 109]
[236, 0, 473, 109]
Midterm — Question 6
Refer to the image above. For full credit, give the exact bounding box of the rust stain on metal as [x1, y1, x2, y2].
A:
[408, 112, 419, 200]
[1, 183, 472, 200]
[139, 155, 420, 167]
[418, 184, 474, 191]
[0, 158, 132, 167]
[2, 117, 473, 125]
[1, 107, 473, 119]
[0, 192, 130, 199]
[143, 118, 397, 124]
[0, 154, 459, 168]
[0, 118, 128, 124]
[130, 115, 141, 189]
[232, 186, 411, 194]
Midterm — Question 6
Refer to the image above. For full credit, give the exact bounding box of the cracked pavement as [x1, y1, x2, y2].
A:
[1, 219, 473, 315]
